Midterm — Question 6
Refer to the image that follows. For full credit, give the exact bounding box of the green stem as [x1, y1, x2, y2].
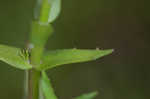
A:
[28, 69, 41, 99]
[39, 0, 51, 23]
[24, 70, 29, 99]
[28, 43, 44, 99]
[27, 0, 52, 98]
[27, 45, 41, 99]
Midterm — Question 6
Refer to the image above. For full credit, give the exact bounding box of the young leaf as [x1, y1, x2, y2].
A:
[74, 91, 98, 99]
[41, 71, 58, 99]
[37, 49, 113, 70]
[0, 44, 32, 70]
[39, 0, 61, 23]
[48, 0, 61, 23]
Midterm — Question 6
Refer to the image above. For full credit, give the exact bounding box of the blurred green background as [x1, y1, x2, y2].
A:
[0, 0, 149, 99]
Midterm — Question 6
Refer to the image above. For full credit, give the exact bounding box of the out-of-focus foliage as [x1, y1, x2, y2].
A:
[74, 91, 98, 99]
[0, 0, 149, 99]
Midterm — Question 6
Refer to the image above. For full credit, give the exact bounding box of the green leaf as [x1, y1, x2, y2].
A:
[39, 0, 61, 23]
[41, 71, 58, 99]
[37, 49, 113, 70]
[0, 44, 32, 70]
[74, 91, 98, 99]
[48, 0, 61, 23]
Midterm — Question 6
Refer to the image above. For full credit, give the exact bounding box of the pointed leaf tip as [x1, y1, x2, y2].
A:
[37, 49, 113, 70]
[74, 91, 98, 99]
[94, 49, 114, 59]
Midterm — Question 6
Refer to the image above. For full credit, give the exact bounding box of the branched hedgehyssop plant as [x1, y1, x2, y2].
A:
[0, 0, 113, 99]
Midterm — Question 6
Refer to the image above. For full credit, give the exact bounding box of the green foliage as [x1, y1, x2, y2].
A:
[48, 0, 61, 23]
[0, 0, 113, 99]
[74, 91, 98, 99]
[41, 71, 58, 99]
[39, 0, 61, 23]
[0, 44, 32, 70]
[37, 49, 113, 70]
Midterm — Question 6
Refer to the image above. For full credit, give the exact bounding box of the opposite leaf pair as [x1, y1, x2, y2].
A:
[0, 44, 113, 99]
[0, 0, 114, 99]
[0, 44, 113, 71]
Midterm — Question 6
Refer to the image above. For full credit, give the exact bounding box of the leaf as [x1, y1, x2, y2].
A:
[74, 91, 98, 99]
[38, 0, 61, 23]
[39, 0, 61, 23]
[0, 44, 32, 70]
[41, 71, 58, 99]
[48, 0, 61, 23]
[37, 49, 113, 70]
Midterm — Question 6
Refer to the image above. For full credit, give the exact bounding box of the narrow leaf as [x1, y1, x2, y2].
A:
[37, 49, 113, 70]
[48, 0, 61, 23]
[41, 71, 58, 99]
[0, 44, 32, 70]
[74, 91, 98, 99]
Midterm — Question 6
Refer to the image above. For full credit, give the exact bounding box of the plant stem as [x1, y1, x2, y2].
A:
[28, 69, 41, 99]
[28, 44, 44, 99]
[23, 70, 28, 99]
[27, 0, 52, 98]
